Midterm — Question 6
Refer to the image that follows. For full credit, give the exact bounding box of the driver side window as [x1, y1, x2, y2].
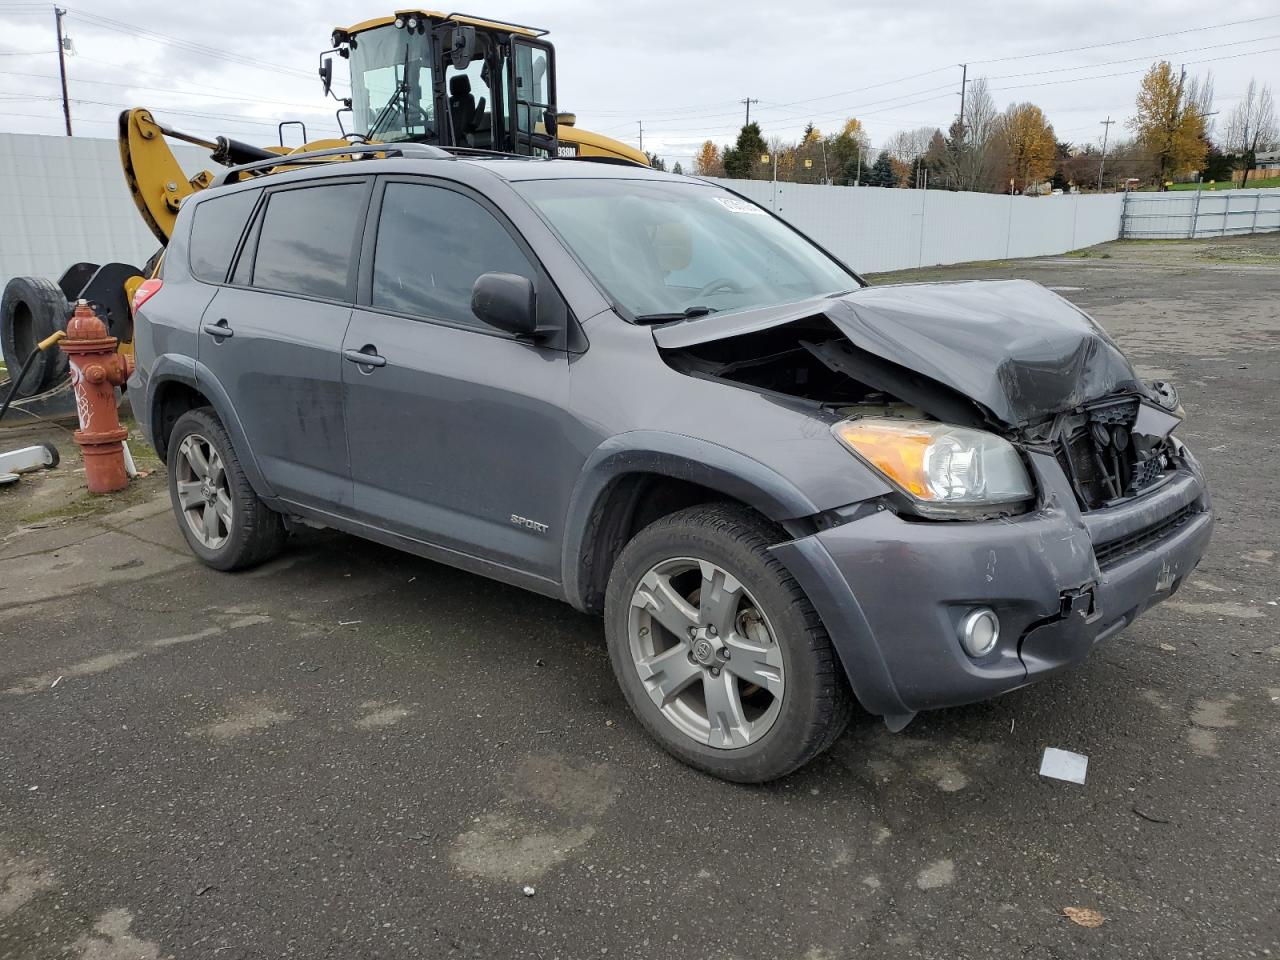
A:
[371, 182, 535, 329]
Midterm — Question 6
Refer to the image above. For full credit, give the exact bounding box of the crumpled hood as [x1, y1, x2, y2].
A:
[654, 279, 1150, 427]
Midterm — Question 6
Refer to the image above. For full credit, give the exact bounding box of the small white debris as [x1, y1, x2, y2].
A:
[1159, 643, 1176, 652]
[1040, 747, 1088, 785]
[28, 785, 38, 791]
[522, 885, 536, 897]
[50, 676, 64, 689]
[338, 620, 362, 626]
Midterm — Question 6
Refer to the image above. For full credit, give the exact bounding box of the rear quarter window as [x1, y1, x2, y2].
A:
[188, 189, 260, 284]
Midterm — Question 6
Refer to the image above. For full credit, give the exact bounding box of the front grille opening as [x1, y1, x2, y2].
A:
[1093, 503, 1200, 568]
[1056, 398, 1173, 510]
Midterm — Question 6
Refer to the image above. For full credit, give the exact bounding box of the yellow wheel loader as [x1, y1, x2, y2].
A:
[0, 9, 645, 420]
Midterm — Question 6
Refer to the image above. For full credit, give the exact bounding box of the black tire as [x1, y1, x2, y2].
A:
[604, 503, 853, 783]
[1, 276, 72, 397]
[166, 407, 286, 571]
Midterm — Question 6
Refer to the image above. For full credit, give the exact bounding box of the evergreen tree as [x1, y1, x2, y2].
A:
[644, 151, 667, 172]
[672, 161, 684, 175]
[722, 122, 768, 179]
[867, 150, 897, 187]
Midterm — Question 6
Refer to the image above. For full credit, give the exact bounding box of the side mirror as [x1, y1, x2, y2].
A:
[319, 56, 334, 97]
[450, 25, 476, 69]
[471, 273, 539, 337]
[543, 108, 558, 138]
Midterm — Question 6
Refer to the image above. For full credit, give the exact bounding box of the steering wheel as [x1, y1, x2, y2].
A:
[693, 277, 746, 299]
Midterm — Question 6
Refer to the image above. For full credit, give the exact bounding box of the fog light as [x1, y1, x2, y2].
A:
[959, 608, 1000, 658]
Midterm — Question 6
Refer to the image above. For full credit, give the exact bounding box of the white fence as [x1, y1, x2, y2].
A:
[1119, 188, 1280, 239]
[0, 132, 208, 280]
[712, 178, 1125, 274]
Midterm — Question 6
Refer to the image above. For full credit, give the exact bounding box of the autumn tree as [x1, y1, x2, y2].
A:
[997, 102, 1057, 193]
[937, 77, 1000, 192]
[1129, 61, 1207, 186]
[1223, 79, 1277, 187]
[693, 140, 723, 177]
[832, 117, 869, 183]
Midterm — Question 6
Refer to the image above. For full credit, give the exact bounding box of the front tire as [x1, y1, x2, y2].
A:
[167, 408, 285, 571]
[604, 503, 852, 783]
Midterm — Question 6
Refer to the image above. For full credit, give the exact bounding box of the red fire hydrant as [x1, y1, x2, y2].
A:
[60, 300, 134, 494]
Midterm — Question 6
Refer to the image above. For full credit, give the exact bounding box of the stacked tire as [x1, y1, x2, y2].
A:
[0, 276, 72, 398]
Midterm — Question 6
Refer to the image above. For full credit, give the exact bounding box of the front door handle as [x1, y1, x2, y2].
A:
[202, 318, 234, 339]
[343, 346, 386, 369]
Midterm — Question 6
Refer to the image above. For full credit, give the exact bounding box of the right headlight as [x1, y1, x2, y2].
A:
[831, 417, 1034, 516]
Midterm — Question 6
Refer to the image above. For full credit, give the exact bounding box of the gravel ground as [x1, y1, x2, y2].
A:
[1, 235, 1277, 960]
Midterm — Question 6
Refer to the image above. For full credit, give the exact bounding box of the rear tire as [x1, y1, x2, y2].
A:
[603, 503, 853, 783]
[1, 277, 71, 397]
[167, 407, 286, 571]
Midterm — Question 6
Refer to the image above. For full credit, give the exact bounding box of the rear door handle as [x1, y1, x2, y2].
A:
[202, 319, 234, 339]
[343, 346, 386, 369]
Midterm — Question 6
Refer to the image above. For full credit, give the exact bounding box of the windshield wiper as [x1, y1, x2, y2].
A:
[633, 306, 719, 324]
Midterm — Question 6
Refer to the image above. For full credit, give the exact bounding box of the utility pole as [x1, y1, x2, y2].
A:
[54, 7, 71, 136]
[740, 97, 758, 127]
[957, 63, 968, 139]
[1098, 116, 1114, 192]
[637, 120, 643, 153]
[820, 138, 828, 185]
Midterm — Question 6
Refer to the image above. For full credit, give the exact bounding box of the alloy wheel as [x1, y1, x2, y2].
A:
[627, 557, 784, 749]
[175, 433, 232, 550]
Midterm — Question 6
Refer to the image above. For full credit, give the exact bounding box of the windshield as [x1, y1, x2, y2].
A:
[514, 179, 858, 319]
[349, 25, 435, 142]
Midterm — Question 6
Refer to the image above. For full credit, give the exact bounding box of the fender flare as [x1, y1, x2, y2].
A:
[146, 357, 275, 499]
[560, 430, 821, 612]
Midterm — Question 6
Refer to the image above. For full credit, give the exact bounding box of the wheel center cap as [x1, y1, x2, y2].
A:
[201, 479, 216, 503]
[691, 637, 716, 666]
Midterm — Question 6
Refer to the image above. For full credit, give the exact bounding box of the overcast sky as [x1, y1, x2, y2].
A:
[1, 1, 1276, 167]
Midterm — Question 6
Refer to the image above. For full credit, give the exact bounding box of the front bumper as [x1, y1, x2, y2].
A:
[772, 449, 1212, 723]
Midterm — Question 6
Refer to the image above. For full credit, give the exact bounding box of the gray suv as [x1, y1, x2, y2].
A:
[131, 149, 1212, 782]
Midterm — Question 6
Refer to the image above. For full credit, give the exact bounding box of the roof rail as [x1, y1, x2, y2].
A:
[212, 142, 451, 186]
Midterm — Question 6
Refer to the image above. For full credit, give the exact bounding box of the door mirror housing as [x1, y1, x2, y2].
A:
[319, 56, 334, 97]
[471, 272, 544, 338]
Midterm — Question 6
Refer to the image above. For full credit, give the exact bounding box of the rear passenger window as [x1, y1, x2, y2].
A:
[251, 183, 366, 301]
[372, 182, 534, 327]
[189, 189, 259, 283]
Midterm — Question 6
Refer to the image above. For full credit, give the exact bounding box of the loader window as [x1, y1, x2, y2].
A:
[371, 182, 534, 328]
[189, 188, 259, 284]
[250, 184, 366, 302]
[350, 25, 435, 142]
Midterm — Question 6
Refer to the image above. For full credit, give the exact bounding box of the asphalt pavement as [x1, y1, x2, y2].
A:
[1, 234, 1277, 960]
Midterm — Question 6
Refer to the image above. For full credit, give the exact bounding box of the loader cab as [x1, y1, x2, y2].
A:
[330, 13, 558, 157]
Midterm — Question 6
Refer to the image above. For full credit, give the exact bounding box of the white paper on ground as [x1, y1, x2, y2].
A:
[1039, 747, 1088, 784]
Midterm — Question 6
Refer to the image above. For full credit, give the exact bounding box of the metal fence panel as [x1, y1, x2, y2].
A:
[710, 178, 1124, 273]
[1120, 188, 1280, 238]
[0, 132, 209, 280]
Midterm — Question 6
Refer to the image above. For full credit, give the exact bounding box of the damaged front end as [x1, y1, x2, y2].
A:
[653, 279, 1213, 723]
[656, 279, 1188, 517]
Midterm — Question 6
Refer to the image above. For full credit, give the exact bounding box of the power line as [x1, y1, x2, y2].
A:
[0, 69, 333, 111]
[63, 7, 316, 81]
[970, 12, 1280, 64]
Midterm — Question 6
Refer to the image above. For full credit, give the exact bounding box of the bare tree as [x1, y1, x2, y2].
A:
[1224, 79, 1278, 186]
[884, 126, 935, 163]
[1185, 71, 1216, 139]
[945, 77, 999, 191]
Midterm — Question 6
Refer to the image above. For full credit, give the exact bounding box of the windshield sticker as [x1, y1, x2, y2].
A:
[712, 197, 767, 215]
